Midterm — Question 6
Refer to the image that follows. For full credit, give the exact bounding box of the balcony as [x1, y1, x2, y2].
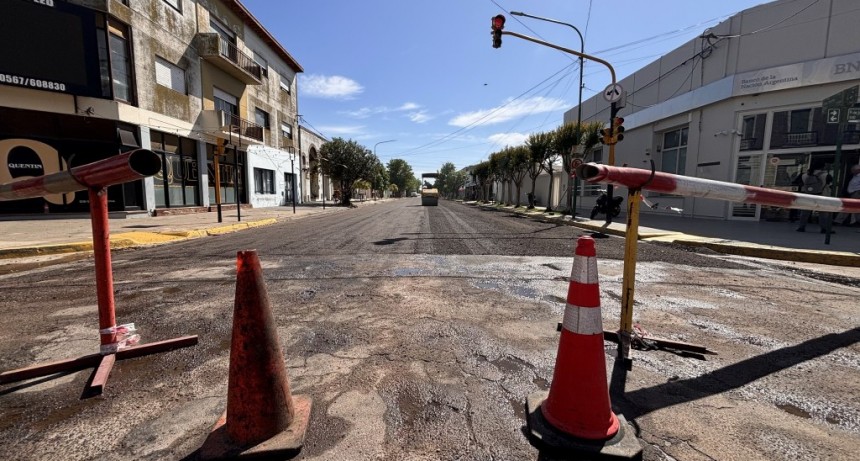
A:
[196, 33, 262, 84]
[739, 138, 757, 151]
[784, 131, 818, 147]
[843, 130, 860, 144]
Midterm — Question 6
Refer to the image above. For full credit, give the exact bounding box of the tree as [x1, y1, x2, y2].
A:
[509, 145, 530, 207]
[473, 161, 491, 202]
[369, 161, 389, 199]
[554, 121, 581, 215]
[525, 132, 551, 209]
[319, 137, 379, 206]
[541, 131, 562, 212]
[437, 162, 457, 198]
[387, 159, 415, 198]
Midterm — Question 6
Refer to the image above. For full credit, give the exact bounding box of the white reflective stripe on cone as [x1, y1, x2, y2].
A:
[562, 304, 603, 335]
[569, 257, 598, 285]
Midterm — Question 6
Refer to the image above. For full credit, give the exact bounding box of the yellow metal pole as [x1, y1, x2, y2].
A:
[618, 187, 641, 368]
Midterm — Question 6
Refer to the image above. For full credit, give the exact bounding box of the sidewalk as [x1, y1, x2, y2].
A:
[2, 199, 859, 268]
[474, 202, 860, 268]
[0, 201, 357, 259]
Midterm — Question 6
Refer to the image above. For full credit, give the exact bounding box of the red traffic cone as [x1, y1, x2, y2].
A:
[200, 250, 312, 460]
[525, 236, 642, 459]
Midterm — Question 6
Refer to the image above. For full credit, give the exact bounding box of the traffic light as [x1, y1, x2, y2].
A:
[612, 117, 625, 143]
[491, 15, 505, 49]
[600, 127, 612, 145]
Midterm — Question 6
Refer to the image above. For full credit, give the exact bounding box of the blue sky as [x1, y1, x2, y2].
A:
[241, 0, 770, 175]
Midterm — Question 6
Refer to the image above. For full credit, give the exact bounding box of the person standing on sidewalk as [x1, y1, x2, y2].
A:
[796, 165, 833, 233]
[835, 165, 860, 227]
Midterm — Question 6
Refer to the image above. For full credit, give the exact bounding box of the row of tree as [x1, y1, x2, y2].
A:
[318, 137, 424, 205]
[318, 120, 605, 208]
[470, 120, 605, 211]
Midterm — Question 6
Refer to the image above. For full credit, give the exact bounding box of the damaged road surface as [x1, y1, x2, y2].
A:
[0, 199, 858, 460]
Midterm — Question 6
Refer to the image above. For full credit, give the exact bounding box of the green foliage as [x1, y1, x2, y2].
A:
[319, 137, 381, 205]
[387, 158, 415, 198]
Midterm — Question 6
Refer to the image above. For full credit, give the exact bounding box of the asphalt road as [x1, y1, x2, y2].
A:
[0, 198, 858, 461]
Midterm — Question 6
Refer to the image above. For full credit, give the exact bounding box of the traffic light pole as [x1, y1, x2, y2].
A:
[606, 102, 620, 226]
[500, 31, 619, 222]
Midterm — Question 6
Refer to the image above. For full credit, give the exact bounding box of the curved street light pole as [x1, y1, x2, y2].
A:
[374, 139, 397, 157]
[374, 140, 396, 199]
[510, 12, 584, 217]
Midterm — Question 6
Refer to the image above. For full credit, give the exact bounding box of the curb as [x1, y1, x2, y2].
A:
[469, 202, 860, 267]
[0, 218, 280, 260]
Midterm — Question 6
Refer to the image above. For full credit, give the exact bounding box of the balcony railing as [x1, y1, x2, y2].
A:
[196, 33, 262, 84]
[739, 138, 757, 151]
[784, 131, 818, 147]
[218, 110, 264, 142]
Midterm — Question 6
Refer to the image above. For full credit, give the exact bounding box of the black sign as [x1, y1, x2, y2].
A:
[0, 0, 106, 98]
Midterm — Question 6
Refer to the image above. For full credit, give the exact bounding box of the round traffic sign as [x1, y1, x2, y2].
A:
[603, 83, 624, 103]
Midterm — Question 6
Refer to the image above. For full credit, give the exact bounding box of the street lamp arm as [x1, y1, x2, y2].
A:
[373, 139, 397, 157]
[501, 30, 615, 84]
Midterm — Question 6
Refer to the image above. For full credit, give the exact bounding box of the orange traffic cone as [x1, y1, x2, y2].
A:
[525, 236, 642, 460]
[200, 250, 312, 460]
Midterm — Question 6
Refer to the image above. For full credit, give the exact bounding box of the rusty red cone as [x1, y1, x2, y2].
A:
[200, 250, 311, 460]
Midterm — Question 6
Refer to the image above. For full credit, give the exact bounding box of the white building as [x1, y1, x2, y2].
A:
[563, 0, 860, 221]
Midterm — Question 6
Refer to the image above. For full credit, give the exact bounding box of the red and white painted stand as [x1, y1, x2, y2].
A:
[0, 150, 198, 396]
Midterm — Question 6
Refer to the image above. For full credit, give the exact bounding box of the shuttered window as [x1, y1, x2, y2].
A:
[155, 57, 186, 94]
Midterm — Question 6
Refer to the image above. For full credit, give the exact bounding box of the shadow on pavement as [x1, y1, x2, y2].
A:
[610, 327, 860, 420]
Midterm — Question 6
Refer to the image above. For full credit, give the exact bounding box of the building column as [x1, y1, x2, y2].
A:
[197, 140, 210, 207]
[138, 126, 156, 215]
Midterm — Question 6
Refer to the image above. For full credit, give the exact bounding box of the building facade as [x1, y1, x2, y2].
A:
[564, 0, 860, 220]
[298, 125, 331, 203]
[0, 0, 304, 214]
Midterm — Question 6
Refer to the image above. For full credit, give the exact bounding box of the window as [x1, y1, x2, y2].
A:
[151, 131, 200, 208]
[253, 51, 268, 78]
[155, 57, 186, 94]
[254, 168, 275, 194]
[281, 123, 292, 139]
[661, 127, 688, 175]
[279, 74, 291, 93]
[210, 17, 234, 40]
[213, 87, 238, 116]
[108, 20, 133, 102]
[740, 114, 766, 151]
[770, 108, 822, 148]
[255, 108, 270, 129]
[162, 0, 181, 12]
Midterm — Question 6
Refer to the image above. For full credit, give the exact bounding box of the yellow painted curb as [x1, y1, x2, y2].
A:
[0, 219, 280, 259]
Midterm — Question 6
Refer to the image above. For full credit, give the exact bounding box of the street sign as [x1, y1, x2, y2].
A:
[603, 83, 624, 103]
[848, 108, 860, 123]
[823, 85, 859, 110]
[827, 108, 841, 124]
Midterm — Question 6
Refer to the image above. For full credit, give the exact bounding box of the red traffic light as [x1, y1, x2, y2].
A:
[613, 117, 624, 126]
[492, 15, 505, 30]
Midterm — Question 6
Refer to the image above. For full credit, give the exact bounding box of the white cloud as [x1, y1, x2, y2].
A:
[398, 102, 420, 111]
[340, 102, 424, 119]
[301, 75, 364, 99]
[448, 96, 569, 127]
[318, 125, 365, 136]
[341, 107, 375, 119]
[408, 111, 433, 123]
[488, 132, 528, 147]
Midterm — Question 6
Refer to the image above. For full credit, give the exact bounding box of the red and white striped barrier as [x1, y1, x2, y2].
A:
[576, 163, 860, 213]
